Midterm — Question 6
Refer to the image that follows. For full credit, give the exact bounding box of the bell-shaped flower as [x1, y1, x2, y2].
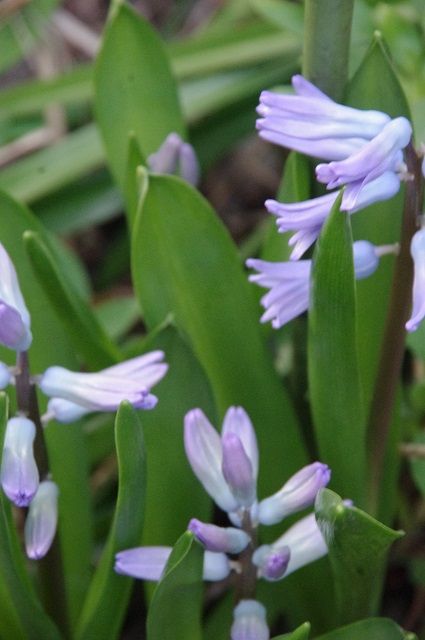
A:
[258, 462, 330, 526]
[1, 416, 39, 507]
[316, 117, 412, 202]
[257, 75, 391, 161]
[247, 240, 382, 328]
[148, 132, 200, 186]
[266, 171, 401, 259]
[270, 512, 328, 577]
[25, 480, 59, 559]
[0, 362, 12, 389]
[189, 518, 251, 554]
[252, 545, 290, 582]
[184, 406, 259, 514]
[39, 351, 168, 422]
[406, 228, 425, 332]
[0, 243, 32, 352]
[114, 546, 230, 582]
[231, 600, 270, 640]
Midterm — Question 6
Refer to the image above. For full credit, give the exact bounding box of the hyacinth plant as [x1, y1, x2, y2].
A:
[1, 0, 425, 639]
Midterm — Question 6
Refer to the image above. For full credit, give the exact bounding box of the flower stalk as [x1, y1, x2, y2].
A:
[367, 143, 424, 514]
[302, 0, 354, 101]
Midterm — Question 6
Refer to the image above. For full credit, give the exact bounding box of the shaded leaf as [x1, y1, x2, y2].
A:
[76, 403, 146, 640]
[147, 532, 203, 640]
[315, 489, 403, 624]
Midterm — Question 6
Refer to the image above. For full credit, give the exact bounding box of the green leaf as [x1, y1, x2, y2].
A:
[147, 532, 203, 640]
[76, 402, 146, 640]
[131, 172, 306, 501]
[139, 325, 214, 551]
[308, 195, 366, 505]
[346, 33, 410, 406]
[272, 622, 311, 639]
[408, 432, 425, 497]
[0, 0, 59, 73]
[0, 394, 62, 640]
[0, 191, 92, 629]
[94, 3, 185, 190]
[315, 489, 403, 624]
[24, 230, 120, 368]
[315, 617, 415, 640]
[249, 0, 304, 34]
[346, 32, 410, 523]
[0, 124, 103, 203]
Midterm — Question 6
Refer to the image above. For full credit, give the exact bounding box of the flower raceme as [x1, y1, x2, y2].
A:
[256, 75, 412, 259]
[247, 240, 387, 329]
[0, 243, 32, 352]
[39, 351, 168, 423]
[115, 406, 333, 639]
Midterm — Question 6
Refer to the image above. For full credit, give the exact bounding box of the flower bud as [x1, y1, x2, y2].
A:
[406, 228, 425, 332]
[352, 241, 380, 280]
[272, 513, 327, 577]
[0, 243, 32, 352]
[184, 409, 238, 513]
[231, 600, 269, 640]
[25, 480, 59, 559]
[189, 518, 250, 554]
[1, 416, 39, 507]
[222, 432, 256, 508]
[258, 462, 330, 526]
[253, 544, 290, 581]
[115, 546, 231, 582]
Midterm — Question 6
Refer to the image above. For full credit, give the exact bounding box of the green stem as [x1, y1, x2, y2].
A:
[302, 0, 354, 100]
[367, 144, 424, 514]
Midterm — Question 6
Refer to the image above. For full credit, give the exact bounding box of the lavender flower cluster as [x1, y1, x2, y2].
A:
[0, 243, 167, 558]
[116, 407, 331, 639]
[247, 75, 425, 333]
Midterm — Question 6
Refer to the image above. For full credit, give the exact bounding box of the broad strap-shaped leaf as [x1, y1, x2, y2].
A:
[315, 617, 416, 640]
[0, 394, 62, 640]
[346, 33, 411, 524]
[24, 230, 120, 369]
[94, 3, 185, 191]
[138, 325, 214, 552]
[131, 171, 306, 502]
[308, 194, 366, 505]
[147, 532, 203, 640]
[315, 489, 403, 624]
[76, 402, 146, 640]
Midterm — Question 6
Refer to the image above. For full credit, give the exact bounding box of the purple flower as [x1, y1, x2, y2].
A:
[0, 243, 32, 352]
[148, 132, 200, 185]
[184, 406, 258, 514]
[189, 518, 251, 554]
[1, 416, 39, 507]
[25, 480, 59, 560]
[39, 351, 168, 422]
[253, 546, 290, 581]
[257, 75, 390, 161]
[258, 462, 330, 526]
[406, 228, 425, 332]
[316, 117, 411, 202]
[114, 546, 230, 582]
[266, 171, 401, 259]
[272, 512, 328, 577]
[247, 240, 383, 328]
[231, 600, 269, 640]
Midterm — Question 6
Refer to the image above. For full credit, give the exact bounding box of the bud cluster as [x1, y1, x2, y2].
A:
[115, 406, 334, 639]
